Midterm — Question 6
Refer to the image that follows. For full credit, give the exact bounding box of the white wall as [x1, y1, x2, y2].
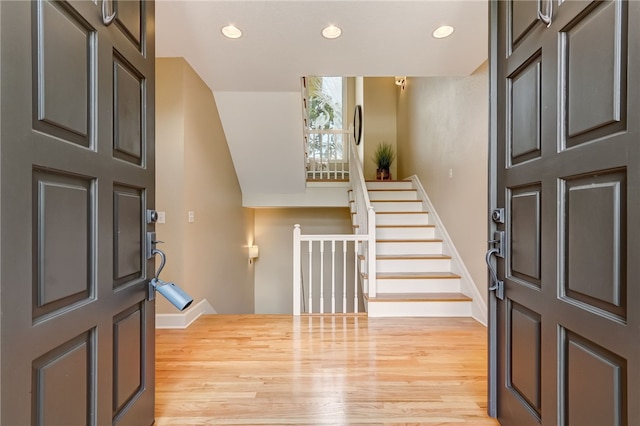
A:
[396, 62, 489, 304]
[254, 208, 352, 313]
[156, 58, 255, 314]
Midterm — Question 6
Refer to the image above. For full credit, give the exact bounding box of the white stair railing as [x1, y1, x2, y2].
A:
[292, 137, 376, 315]
[292, 229, 368, 314]
[348, 136, 376, 298]
[305, 130, 350, 180]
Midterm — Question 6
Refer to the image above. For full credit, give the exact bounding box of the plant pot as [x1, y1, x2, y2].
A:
[376, 168, 392, 181]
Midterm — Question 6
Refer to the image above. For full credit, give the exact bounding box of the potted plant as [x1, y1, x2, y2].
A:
[373, 142, 396, 180]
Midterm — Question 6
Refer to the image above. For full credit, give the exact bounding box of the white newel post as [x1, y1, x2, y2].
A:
[293, 224, 301, 315]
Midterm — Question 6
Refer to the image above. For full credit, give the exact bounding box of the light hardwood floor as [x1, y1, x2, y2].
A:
[155, 315, 499, 425]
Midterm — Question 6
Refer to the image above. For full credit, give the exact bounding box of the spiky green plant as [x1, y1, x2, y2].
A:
[373, 142, 396, 170]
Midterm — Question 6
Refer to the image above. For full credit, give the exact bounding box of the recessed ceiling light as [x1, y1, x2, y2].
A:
[322, 25, 342, 39]
[222, 25, 242, 39]
[433, 25, 454, 39]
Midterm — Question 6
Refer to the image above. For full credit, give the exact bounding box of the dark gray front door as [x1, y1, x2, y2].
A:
[491, 0, 639, 424]
[1, 0, 156, 424]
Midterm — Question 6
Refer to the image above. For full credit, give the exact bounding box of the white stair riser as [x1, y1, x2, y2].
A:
[368, 191, 418, 201]
[376, 258, 451, 273]
[371, 201, 423, 212]
[367, 300, 472, 317]
[376, 213, 430, 226]
[376, 227, 435, 239]
[376, 241, 443, 255]
[376, 278, 461, 293]
[366, 181, 413, 190]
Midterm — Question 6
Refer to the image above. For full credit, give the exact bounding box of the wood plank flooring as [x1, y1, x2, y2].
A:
[155, 315, 499, 425]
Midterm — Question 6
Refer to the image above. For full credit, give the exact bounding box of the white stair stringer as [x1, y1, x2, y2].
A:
[362, 179, 476, 320]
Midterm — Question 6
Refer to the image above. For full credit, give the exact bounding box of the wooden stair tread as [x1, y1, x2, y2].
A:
[376, 271, 461, 279]
[360, 271, 461, 280]
[366, 179, 411, 182]
[376, 211, 429, 215]
[371, 199, 422, 203]
[368, 189, 416, 192]
[377, 238, 442, 243]
[366, 292, 472, 302]
[377, 254, 451, 260]
[376, 224, 434, 228]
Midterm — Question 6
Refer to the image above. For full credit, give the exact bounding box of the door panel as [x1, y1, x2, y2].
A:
[33, 331, 95, 425]
[113, 303, 144, 417]
[563, 170, 626, 318]
[113, 53, 144, 165]
[33, 0, 95, 147]
[510, 185, 541, 284]
[115, 0, 142, 48]
[1, 0, 156, 424]
[563, 0, 626, 144]
[492, 0, 640, 424]
[509, 55, 542, 165]
[114, 185, 143, 287]
[561, 330, 626, 426]
[510, 1, 539, 49]
[508, 301, 542, 419]
[33, 170, 94, 318]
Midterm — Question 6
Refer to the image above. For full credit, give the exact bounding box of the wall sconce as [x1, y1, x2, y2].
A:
[249, 245, 259, 264]
[395, 76, 406, 90]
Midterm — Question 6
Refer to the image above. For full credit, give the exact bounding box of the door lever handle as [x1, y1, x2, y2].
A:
[537, 0, 553, 27]
[486, 247, 505, 300]
[152, 248, 166, 280]
[102, 0, 117, 26]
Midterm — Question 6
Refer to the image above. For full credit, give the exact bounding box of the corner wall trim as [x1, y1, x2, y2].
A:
[155, 299, 217, 329]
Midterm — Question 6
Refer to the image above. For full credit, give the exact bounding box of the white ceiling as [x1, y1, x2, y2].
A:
[155, 1, 488, 202]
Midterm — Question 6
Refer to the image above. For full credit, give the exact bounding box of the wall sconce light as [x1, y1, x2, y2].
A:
[395, 76, 406, 90]
[249, 245, 259, 264]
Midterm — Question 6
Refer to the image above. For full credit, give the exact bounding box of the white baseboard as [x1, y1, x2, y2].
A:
[155, 299, 217, 329]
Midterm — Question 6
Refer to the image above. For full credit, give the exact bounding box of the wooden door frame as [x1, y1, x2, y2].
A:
[487, 0, 499, 418]
[0, 1, 4, 413]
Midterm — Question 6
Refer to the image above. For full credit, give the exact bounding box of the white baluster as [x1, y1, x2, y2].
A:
[293, 224, 301, 315]
[353, 239, 358, 312]
[342, 240, 347, 313]
[331, 240, 336, 313]
[319, 240, 324, 314]
[367, 206, 376, 298]
[308, 240, 313, 314]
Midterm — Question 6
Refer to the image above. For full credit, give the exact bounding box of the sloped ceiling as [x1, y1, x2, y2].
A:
[156, 1, 488, 200]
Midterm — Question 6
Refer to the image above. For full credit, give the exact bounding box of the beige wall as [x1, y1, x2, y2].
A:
[364, 77, 398, 180]
[396, 62, 489, 304]
[156, 57, 255, 314]
[254, 208, 352, 314]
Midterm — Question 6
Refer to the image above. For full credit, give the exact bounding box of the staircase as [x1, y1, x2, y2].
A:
[357, 180, 472, 317]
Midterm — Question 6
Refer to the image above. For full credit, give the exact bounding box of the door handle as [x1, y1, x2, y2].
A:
[147, 248, 194, 311]
[101, 0, 117, 26]
[486, 232, 505, 300]
[538, 0, 553, 28]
